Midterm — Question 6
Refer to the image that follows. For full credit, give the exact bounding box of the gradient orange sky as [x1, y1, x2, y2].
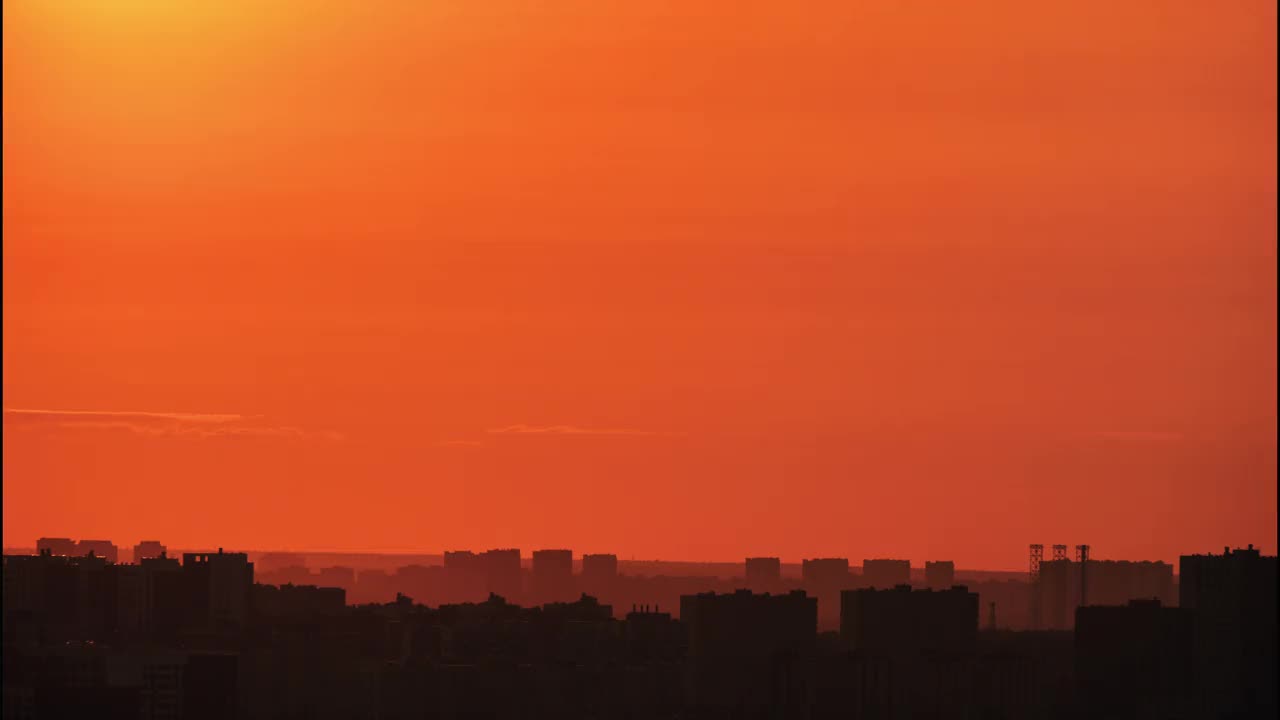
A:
[4, 1, 1276, 569]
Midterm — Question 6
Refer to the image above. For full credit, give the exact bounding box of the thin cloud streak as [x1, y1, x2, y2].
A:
[4, 408, 248, 423]
[486, 424, 658, 436]
[3, 408, 341, 440]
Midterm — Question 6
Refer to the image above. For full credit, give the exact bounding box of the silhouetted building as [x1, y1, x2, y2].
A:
[624, 605, 683, 663]
[443, 550, 479, 571]
[140, 555, 184, 639]
[621, 605, 685, 716]
[1088, 560, 1175, 607]
[132, 540, 167, 562]
[29, 537, 119, 563]
[802, 558, 850, 587]
[862, 558, 910, 589]
[442, 550, 486, 603]
[926, 560, 956, 590]
[541, 593, 613, 622]
[1038, 559, 1074, 631]
[77, 540, 120, 563]
[3, 551, 193, 645]
[537, 594, 617, 667]
[581, 553, 618, 603]
[182, 549, 253, 633]
[682, 589, 817, 713]
[745, 557, 781, 589]
[582, 553, 618, 584]
[802, 558, 851, 631]
[36, 538, 77, 557]
[3, 552, 81, 643]
[1180, 545, 1278, 717]
[114, 563, 147, 639]
[1038, 558, 1175, 630]
[532, 549, 574, 604]
[437, 549, 525, 603]
[842, 585, 979, 656]
[480, 548, 522, 600]
[1076, 599, 1196, 719]
[841, 585, 980, 717]
[75, 554, 116, 639]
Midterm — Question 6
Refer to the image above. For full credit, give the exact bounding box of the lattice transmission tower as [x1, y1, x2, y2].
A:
[1029, 544, 1044, 629]
[1075, 544, 1091, 606]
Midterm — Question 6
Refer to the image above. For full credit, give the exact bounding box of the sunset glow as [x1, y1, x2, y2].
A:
[4, 1, 1275, 568]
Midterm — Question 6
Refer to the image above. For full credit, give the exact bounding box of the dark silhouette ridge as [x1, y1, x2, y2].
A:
[3, 539, 1275, 718]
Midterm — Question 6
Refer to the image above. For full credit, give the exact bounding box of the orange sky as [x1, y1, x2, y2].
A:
[4, 1, 1276, 569]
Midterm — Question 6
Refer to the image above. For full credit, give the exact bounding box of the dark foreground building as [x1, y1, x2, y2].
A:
[1076, 599, 1196, 719]
[2, 543, 1275, 718]
[839, 584, 980, 717]
[841, 584, 979, 656]
[1180, 545, 1278, 718]
[681, 589, 817, 716]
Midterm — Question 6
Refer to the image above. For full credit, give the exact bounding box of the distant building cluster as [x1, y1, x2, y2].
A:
[36, 537, 122, 564]
[1036, 558, 1176, 630]
[2, 540, 1274, 717]
[4, 547, 259, 643]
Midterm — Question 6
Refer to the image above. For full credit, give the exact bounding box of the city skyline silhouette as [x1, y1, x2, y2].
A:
[4, 536, 1275, 717]
[3, 0, 1275, 717]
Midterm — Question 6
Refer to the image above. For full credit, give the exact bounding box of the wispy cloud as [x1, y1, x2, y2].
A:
[486, 424, 657, 436]
[4, 409, 248, 423]
[3, 408, 342, 440]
